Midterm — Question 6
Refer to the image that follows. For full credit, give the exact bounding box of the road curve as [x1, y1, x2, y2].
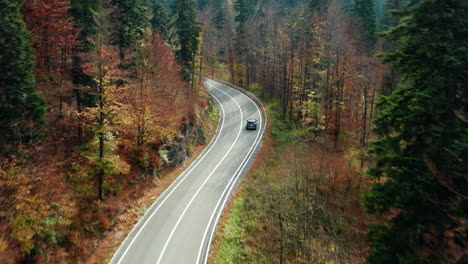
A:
[110, 79, 266, 264]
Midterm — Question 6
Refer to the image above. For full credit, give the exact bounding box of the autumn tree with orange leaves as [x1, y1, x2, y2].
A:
[81, 13, 130, 200]
[1, 0, 207, 262]
[23, 0, 81, 119]
[124, 30, 189, 170]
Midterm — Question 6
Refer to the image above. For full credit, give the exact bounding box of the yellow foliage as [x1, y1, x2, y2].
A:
[0, 236, 7, 258]
[11, 190, 50, 254]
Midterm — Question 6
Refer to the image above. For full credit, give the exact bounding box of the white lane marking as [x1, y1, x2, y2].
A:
[196, 81, 267, 264]
[196, 84, 261, 264]
[155, 85, 244, 264]
[114, 84, 227, 264]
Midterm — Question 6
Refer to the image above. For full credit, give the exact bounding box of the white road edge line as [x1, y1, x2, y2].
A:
[196, 87, 261, 264]
[113, 82, 227, 264]
[196, 82, 267, 264]
[155, 84, 245, 264]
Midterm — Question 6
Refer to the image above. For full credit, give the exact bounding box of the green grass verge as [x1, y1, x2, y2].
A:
[209, 105, 220, 126]
[213, 197, 247, 264]
[212, 84, 316, 264]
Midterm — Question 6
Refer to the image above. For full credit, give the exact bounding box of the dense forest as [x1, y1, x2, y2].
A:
[1, 0, 209, 262]
[202, 0, 467, 263]
[0, 0, 466, 263]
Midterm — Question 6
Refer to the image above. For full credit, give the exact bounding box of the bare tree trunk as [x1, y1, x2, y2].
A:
[98, 91, 105, 201]
[333, 76, 344, 149]
[282, 53, 288, 118]
[98, 131, 105, 201]
[278, 210, 284, 264]
[288, 39, 294, 120]
[368, 82, 377, 141]
[360, 83, 369, 169]
[98, 59, 105, 200]
[77, 94, 83, 145]
[228, 42, 235, 84]
[72, 53, 84, 145]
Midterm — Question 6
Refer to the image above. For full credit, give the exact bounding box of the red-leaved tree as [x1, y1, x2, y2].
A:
[23, 0, 81, 119]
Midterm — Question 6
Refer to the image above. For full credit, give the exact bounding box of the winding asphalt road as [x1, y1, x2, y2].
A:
[110, 79, 265, 264]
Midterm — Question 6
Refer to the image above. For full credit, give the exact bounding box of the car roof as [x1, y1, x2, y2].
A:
[247, 119, 257, 122]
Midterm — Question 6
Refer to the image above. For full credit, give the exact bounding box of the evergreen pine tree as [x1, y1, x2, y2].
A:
[234, 0, 250, 27]
[379, 0, 405, 31]
[172, 0, 201, 81]
[211, 0, 227, 60]
[70, 0, 102, 144]
[112, 0, 149, 59]
[212, 0, 226, 30]
[364, 0, 468, 262]
[233, 0, 251, 86]
[353, 0, 377, 50]
[70, 0, 102, 52]
[375, 0, 386, 20]
[150, 0, 170, 40]
[0, 0, 47, 150]
[197, 0, 209, 10]
[309, 0, 325, 11]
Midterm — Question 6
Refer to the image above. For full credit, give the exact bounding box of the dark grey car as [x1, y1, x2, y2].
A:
[246, 119, 257, 130]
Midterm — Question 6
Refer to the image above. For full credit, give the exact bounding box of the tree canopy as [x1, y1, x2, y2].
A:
[172, 0, 202, 81]
[0, 0, 47, 151]
[365, 0, 468, 262]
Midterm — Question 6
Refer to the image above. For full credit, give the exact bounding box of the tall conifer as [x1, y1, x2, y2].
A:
[233, 0, 251, 86]
[364, 0, 468, 262]
[70, 0, 103, 143]
[112, 0, 149, 59]
[212, 0, 226, 30]
[379, 0, 405, 31]
[172, 0, 201, 82]
[150, 0, 170, 40]
[354, 0, 377, 50]
[0, 0, 47, 150]
[70, 0, 102, 52]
